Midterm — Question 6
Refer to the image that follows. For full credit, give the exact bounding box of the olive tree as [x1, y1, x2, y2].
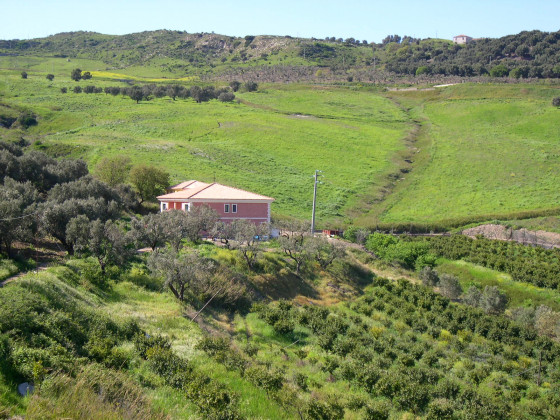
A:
[73, 219, 133, 275]
[147, 249, 216, 302]
[439, 274, 462, 300]
[463, 286, 483, 307]
[276, 219, 312, 275]
[0, 179, 39, 257]
[480, 286, 508, 314]
[307, 236, 345, 270]
[129, 165, 169, 203]
[95, 155, 132, 186]
[419, 266, 439, 287]
[227, 219, 269, 271]
[71, 68, 82, 81]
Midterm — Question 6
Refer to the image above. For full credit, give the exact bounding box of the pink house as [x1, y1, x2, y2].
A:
[157, 180, 274, 224]
[453, 35, 473, 45]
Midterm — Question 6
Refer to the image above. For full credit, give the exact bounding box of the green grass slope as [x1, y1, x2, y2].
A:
[378, 84, 560, 224]
[0, 72, 411, 223]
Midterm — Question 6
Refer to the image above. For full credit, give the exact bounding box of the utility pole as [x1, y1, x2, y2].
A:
[311, 170, 322, 235]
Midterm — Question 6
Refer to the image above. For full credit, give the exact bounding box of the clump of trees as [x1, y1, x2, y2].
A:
[71, 68, 92, 81]
[275, 219, 345, 275]
[0, 142, 149, 257]
[365, 232, 436, 270]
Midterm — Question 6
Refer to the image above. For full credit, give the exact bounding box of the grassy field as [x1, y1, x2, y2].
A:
[436, 259, 560, 311]
[3, 59, 560, 227]
[375, 83, 560, 224]
[0, 70, 411, 223]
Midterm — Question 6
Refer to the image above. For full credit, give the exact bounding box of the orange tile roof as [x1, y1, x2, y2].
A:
[158, 181, 274, 201]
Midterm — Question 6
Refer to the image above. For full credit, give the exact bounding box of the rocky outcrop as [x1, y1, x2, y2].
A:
[462, 224, 560, 248]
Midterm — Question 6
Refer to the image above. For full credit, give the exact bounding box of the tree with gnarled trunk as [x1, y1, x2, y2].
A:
[228, 219, 269, 271]
[275, 219, 312, 275]
[147, 249, 216, 302]
[306, 236, 346, 270]
[73, 219, 133, 275]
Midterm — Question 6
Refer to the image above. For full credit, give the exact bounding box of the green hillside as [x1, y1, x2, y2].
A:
[2, 29, 560, 80]
[0, 70, 412, 223]
[2, 58, 560, 227]
[374, 84, 560, 225]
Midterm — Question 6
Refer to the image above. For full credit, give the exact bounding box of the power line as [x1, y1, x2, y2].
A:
[0, 209, 42, 222]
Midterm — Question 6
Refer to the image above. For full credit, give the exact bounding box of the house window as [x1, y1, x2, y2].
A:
[162, 203, 167, 210]
[232, 204, 237, 213]
[224, 204, 230, 213]
[182, 203, 191, 211]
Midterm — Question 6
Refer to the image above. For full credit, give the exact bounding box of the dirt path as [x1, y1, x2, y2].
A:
[0, 262, 50, 287]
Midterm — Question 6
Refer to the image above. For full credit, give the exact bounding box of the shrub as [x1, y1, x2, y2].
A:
[133, 333, 171, 359]
[294, 372, 308, 391]
[426, 398, 455, 419]
[146, 345, 191, 378]
[420, 266, 439, 286]
[303, 397, 345, 420]
[21, 71, 27, 79]
[18, 112, 37, 129]
[196, 336, 231, 356]
[552, 97, 560, 107]
[480, 286, 508, 314]
[218, 92, 235, 102]
[244, 365, 283, 393]
[273, 318, 295, 335]
[363, 399, 391, 420]
[439, 274, 462, 299]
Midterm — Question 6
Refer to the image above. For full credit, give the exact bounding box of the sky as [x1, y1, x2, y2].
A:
[1, 0, 559, 43]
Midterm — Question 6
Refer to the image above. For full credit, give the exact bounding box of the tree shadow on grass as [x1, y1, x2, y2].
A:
[250, 270, 320, 301]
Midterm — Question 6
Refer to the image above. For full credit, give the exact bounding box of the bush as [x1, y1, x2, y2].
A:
[244, 365, 283, 393]
[363, 399, 391, 420]
[303, 397, 345, 420]
[21, 71, 27, 79]
[552, 97, 560, 107]
[439, 274, 462, 299]
[480, 286, 508, 314]
[420, 266, 439, 286]
[426, 398, 455, 419]
[133, 333, 171, 359]
[218, 92, 235, 102]
[18, 112, 37, 129]
[196, 336, 230, 356]
[146, 345, 191, 378]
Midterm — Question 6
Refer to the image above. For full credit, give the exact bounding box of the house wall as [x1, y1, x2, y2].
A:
[192, 201, 269, 223]
[160, 201, 270, 224]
